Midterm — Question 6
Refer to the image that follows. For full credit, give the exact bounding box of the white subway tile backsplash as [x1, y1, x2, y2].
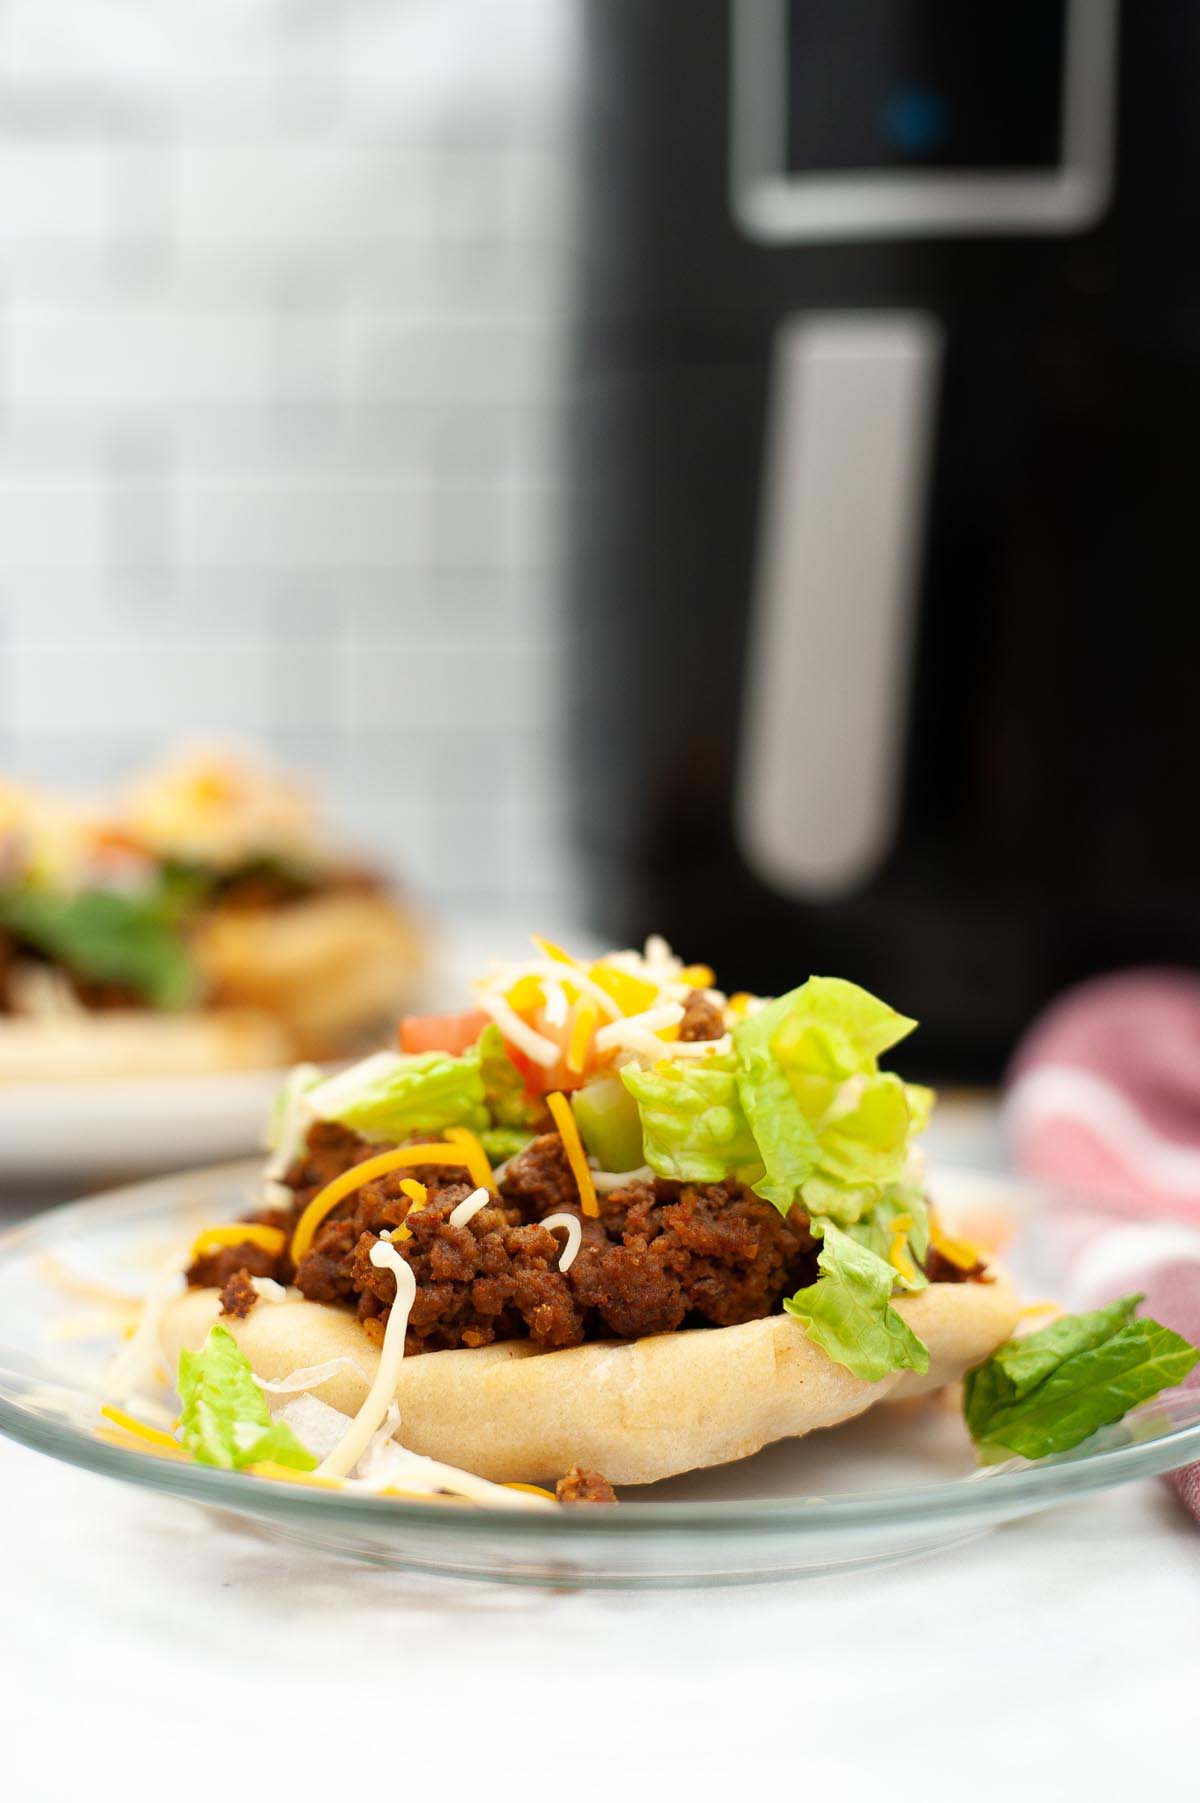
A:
[176, 147, 441, 245]
[0, 0, 574, 914]
[8, 307, 276, 407]
[179, 478, 433, 571]
[9, 639, 269, 735]
[0, 479, 112, 567]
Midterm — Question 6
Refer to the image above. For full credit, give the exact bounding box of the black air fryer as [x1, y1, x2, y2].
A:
[568, 0, 1200, 1079]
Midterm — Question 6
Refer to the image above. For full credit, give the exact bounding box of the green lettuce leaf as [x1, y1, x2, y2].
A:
[732, 978, 922, 1217]
[307, 1046, 489, 1141]
[620, 1057, 761, 1184]
[266, 1062, 323, 1174]
[732, 1014, 820, 1209]
[842, 1185, 930, 1293]
[476, 1023, 541, 1129]
[784, 1222, 930, 1382]
[479, 1126, 534, 1163]
[0, 884, 196, 1008]
[816, 1073, 913, 1187]
[964, 1295, 1200, 1462]
[177, 1323, 316, 1471]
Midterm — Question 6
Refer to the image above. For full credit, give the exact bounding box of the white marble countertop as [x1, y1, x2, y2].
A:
[1, 1431, 1196, 1800]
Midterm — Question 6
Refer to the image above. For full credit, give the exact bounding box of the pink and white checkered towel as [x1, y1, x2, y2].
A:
[1006, 968, 1200, 1521]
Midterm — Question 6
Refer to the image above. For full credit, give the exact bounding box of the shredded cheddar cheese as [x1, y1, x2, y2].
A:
[506, 972, 545, 1017]
[248, 1461, 344, 1490]
[97, 1427, 189, 1462]
[505, 1482, 557, 1501]
[441, 1125, 494, 1191]
[531, 934, 575, 968]
[566, 998, 599, 1074]
[886, 1214, 917, 1285]
[290, 1145, 481, 1264]
[545, 1091, 599, 1218]
[928, 1211, 985, 1271]
[99, 1405, 182, 1453]
[190, 1222, 286, 1260]
[389, 1177, 429, 1242]
[679, 964, 715, 988]
[587, 962, 658, 1018]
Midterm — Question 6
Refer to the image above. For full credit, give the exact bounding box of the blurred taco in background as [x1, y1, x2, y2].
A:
[0, 747, 424, 1081]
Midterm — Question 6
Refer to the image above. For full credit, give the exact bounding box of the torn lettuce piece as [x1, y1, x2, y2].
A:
[784, 1221, 930, 1383]
[307, 1046, 489, 1141]
[732, 977, 924, 1218]
[964, 1296, 1199, 1463]
[476, 1023, 541, 1130]
[479, 1125, 534, 1164]
[816, 1072, 914, 1189]
[178, 1323, 316, 1471]
[620, 1056, 761, 1185]
[265, 1061, 323, 1178]
[842, 1185, 930, 1293]
[0, 884, 197, 1009]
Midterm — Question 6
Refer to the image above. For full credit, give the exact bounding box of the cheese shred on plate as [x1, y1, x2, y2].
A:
[317, 1240, 417, 1480]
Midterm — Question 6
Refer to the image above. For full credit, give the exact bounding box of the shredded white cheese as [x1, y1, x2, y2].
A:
[250, 1277, 289, 1303]
[590, 1164, 654, 1193]
[317, 1241, 417, 1479]
[264, 1062, 323, 1180]
[447, 1186, 491, 1229]
[593, 1003, 684, 1053]
[541, 977, 569, 1028]
[539, 1212, 582, 1274]
[102, 1251, 187, 1405]
[476, 991, 561, 1067]
[259, 1355, 371, 1395]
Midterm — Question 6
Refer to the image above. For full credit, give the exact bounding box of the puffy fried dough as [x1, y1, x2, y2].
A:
[161, 1269, 1020, 1486]
[192, 891, 424, 1058]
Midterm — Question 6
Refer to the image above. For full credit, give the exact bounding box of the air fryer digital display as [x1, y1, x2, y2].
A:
[730, 0, 1116, 240]
[784, 1, 1067, 175]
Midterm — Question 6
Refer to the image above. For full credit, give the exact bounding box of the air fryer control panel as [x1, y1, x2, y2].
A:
[731, 0, 1117, 240]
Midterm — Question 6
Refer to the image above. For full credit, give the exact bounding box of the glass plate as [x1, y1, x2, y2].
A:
[1, 1161, 1197, 1589]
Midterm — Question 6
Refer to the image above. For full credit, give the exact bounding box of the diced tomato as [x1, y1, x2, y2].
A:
[398, 1009, 490, 1057]
[503, 1039, 588, 1096]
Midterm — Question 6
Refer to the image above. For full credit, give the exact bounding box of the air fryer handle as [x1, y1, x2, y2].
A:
[737, 311, 944, 898]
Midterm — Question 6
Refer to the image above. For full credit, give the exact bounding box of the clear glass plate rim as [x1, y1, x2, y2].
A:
[1, 1161, 1198, 1540]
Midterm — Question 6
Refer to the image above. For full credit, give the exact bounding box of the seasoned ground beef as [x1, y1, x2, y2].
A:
[219, 1268, 260, 1318]
[556, 1466, 617, 1504]
[678, 988, 726, 1042]
[498, 1131, 581, 1218]
[71, 975, 148, 1011]
[189, 1237, 283, 1291]
[232, 1128, 819, 1354]
[184, 1118, 976, 1357]
[923, 1246, 989, 1285]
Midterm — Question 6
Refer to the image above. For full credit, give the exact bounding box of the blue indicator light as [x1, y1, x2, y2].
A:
[882, 87, 949, 155]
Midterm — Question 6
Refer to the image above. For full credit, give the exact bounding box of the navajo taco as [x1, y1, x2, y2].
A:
[105, 936, 1198, 1501]
[0, 747, 424, 1081]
